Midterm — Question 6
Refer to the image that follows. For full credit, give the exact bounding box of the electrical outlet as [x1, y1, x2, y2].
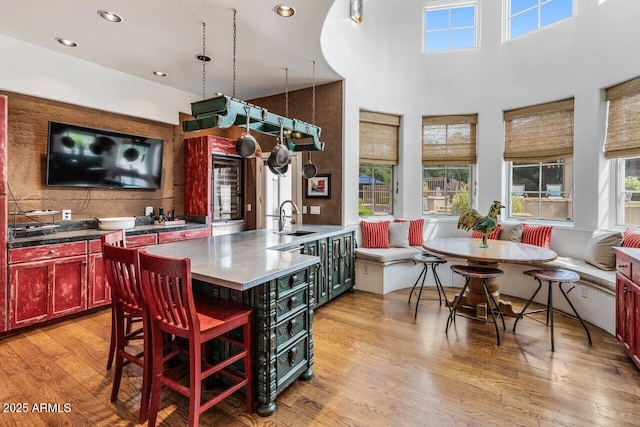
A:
[62, 210, 72, 221]
[580, 284, 588, 298]
[310, 206, 320, 215]
[247, 203, 252, 212]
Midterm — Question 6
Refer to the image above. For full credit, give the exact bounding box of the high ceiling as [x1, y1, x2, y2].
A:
[0, 0, 342, 100]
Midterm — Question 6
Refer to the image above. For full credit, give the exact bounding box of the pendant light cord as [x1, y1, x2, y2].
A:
[201, 22, 207, 99]
[285, 67, 289, 117]
[232, 9, 237, 98]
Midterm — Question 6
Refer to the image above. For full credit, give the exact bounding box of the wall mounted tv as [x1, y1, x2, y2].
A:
[46, 122, 164, 189]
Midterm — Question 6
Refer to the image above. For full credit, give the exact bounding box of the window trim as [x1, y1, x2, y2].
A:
[423, 1, 479, 53]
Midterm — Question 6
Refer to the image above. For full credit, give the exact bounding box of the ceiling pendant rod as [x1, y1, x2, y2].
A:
[201, 22, 207, 99]
[232, 9, 237, 98]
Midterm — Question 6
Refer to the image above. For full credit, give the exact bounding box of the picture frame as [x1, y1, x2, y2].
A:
[306, 174, 331, 198]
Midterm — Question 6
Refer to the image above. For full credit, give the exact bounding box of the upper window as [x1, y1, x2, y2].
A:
[359, 110, 400, 217]
[422, 114, 477, 215]
[507, 0, 573, 40]
[604, 76, 640, 226]
[504, 99, 574, 221]
[424, 2, 478, 52]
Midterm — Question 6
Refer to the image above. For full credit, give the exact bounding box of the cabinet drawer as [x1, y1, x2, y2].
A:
[617, 254, 632, 280]
[275, 310, 308, 351]
[88, 239, 102, 253]
[158, 228, 207, 243]
[276, 336, 309, 388]
[275, 286, 308, 322]
[9, 241, 87, 264]
[126, 234, 157, 248]
[276, 269, 308, 298]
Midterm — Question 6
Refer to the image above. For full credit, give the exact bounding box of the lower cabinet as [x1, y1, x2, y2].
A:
[9, 253, 87, 329]
[303, 231, 355, 309]
[614, 248, 640, 370]
[6, 227, 205, 332]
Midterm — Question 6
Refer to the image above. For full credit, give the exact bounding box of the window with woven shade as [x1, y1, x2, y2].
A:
[421, 115, 475, 216]
[504, 98, 574, 222]
[359, 110, 399, 216]
[605, 76, 640, 226]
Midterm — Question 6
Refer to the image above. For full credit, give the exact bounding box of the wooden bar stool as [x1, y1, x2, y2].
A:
[408, 253, 449, 318]
[139, 251, 253, 427]
[448, 265, 506, 346]
[102, 243, 150, 423]
[514, 269, 593, 352]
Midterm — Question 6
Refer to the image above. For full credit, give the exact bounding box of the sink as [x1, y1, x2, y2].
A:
[282, 230, 317, 236]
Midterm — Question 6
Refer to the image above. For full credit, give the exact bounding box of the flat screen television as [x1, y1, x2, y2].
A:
[46, 122, 164, 189]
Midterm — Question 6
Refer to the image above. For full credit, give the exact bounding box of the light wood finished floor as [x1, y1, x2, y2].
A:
[1, 287, 639, 426]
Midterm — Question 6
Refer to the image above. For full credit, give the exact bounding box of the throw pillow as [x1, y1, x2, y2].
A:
[471, 223, 502, 240]
[361, 221, 390, 249]
[388, 221, 410, 248]
[498, 222, 523, 242]
[623, 228, 640, 248]
[395, 218, 424, 246]
[585, 230, 623, 270]
[521, 224, 553, 249]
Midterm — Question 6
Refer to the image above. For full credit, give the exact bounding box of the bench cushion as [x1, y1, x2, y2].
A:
[541, 256, 615, 292]
[355, 246, 423, 263]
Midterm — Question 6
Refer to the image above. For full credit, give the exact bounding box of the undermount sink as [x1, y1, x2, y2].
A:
[280, 230, 317, 236]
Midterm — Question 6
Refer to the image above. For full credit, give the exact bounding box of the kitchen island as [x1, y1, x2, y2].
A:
[143, 225, 356, 416]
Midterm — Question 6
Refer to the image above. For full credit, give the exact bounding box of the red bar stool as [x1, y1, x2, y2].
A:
[408, 253, 449, 318]
[514, 269, 593, 352]
[448, 264, 506, 345]
[102, 243, 150, 423]
[139, 251, 253, 427]
[102, 229, 143, 372]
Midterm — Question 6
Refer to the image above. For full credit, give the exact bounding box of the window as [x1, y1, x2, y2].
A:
[510, 160, 573, 220]
[507, 0, 573, 40]
[504, 98, 574, 221]
[422, 114, 477, 215]
[359, 110, 399, 216]
[604, 76, 640, 226]
[424, 2, 477, 52]
[423, 166, 472, 215]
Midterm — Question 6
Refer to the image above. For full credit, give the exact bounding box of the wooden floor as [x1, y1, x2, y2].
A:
[1, 287, 640, 426]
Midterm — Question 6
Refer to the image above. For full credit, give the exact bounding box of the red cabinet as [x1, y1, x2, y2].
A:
[88, 240, 110, 309]
[614, 248, 640, 369]
[158, 228, 207, 243]
[9, 248, 87, 329]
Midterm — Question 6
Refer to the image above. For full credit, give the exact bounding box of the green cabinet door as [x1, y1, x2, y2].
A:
[304, 238, 329, 307]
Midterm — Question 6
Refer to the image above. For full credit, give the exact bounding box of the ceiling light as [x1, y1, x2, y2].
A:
[153, 71, 167, 77]
[350, 0, 363, 23]
[274, 4, 295, 17]
[97, 10, 123, 23]
[55, 37, 77, 47]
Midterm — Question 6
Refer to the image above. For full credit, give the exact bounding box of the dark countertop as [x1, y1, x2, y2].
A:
[7, 220, 207, 248]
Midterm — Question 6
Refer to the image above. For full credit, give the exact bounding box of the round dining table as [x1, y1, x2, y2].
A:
[422, 237, 557, 318]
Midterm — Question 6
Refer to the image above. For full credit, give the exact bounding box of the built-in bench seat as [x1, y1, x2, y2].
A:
[355, 248, 616, 334]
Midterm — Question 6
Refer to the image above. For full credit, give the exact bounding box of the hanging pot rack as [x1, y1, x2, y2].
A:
[182, 94, 325, 152]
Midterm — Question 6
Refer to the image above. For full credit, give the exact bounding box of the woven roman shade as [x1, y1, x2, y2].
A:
[604, 76, 640, 159]
[422, 115, 477, 165]
[504, 98, 574, 162]
[359, 110, 400, 164]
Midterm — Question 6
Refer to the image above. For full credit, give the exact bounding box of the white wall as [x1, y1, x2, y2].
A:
[0, 34, 196, 125]
[322, 0, 640, 249]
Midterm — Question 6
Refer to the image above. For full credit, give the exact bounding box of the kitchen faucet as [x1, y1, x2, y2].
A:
[278, 200, 300, 232]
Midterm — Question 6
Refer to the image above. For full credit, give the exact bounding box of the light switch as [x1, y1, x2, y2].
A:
[310, 206, 320, 215]
[247, 203, 252, 212]
[302, 206, 308, 214]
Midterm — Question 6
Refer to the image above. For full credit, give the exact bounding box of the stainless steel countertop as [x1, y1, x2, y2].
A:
[143, 225, 355, 291]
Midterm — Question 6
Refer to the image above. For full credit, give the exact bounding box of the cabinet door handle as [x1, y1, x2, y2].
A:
[288, 346, 299, 366]
[288, 295, 298, 309]
[49, 250, 56, 255]
[287, 318, 298, 336]
[619, 264, 629, 268]
[624, 285, 630, 294]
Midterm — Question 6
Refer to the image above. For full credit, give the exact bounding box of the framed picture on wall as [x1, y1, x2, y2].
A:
[306, 174, 331, 198]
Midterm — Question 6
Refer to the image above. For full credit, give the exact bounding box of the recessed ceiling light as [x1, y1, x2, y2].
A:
[274, 4, 295, 17]
[55, 37, 77, 47]
[153, 71, 167, 77]
[98, 10, 123, 23]
[195, 54, 212, 62]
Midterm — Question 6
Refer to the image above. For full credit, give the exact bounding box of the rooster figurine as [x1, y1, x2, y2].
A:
[457, 201, 505, 248]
